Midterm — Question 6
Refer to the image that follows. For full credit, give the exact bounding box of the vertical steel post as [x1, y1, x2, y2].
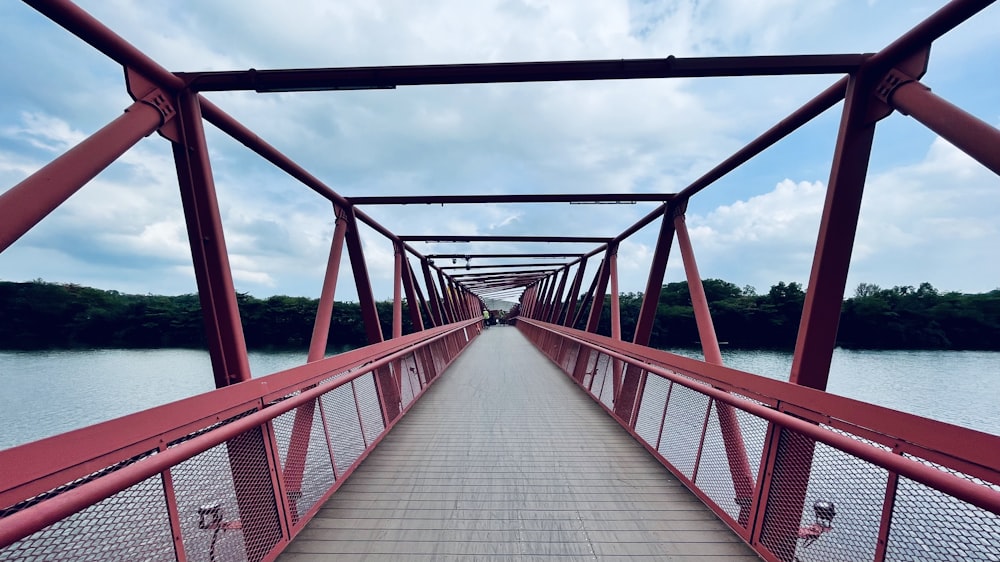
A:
[343, 206, 384, 345]
[307, 204, 348, 362]
[632, 204, 678, 345]
[759, 70, 881, 561]
[343, 206, 401, 424]
[548, 266, 570, 324]
[437, 269, 455, 323]
[562, 258, 587, 327]
[791, 72, 879, 389]
[584, 247, 615, 334]
[283, 203, 348, 521]
[523, 280, 537, 319]
[392, 242, 404, 339]
[615, 204, 677, 422]
[537, 276, 553, 320]
[608, 250, 622, 342]
[171, 91, 251, 387]
[171, 91, 282, 553]
[675, 213, 755, 526]
[401, 255, 426, 331]
[421, 258, 444, 327]
[573, 258, 603, 330]
[608, 249, 624, 402]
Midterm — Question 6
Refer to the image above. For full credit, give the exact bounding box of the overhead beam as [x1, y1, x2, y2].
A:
[428, 253, 585, 260]
[402, 235, 611, 243]
[184, 54, 867, 92]
[348, 193, 674, 205]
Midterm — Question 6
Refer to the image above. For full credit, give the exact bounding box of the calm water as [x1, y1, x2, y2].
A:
[0, 347, 998, 450]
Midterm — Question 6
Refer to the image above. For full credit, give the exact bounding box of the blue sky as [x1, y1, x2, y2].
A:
[1, 1, 998, 303]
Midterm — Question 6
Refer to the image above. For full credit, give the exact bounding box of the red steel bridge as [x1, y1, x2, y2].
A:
[2, 1, 999, 560]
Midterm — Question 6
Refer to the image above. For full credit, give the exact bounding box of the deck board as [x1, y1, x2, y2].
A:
[278, 326, 759, 561]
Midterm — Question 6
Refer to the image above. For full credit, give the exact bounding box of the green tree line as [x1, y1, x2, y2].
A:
[583, 279, 1000, 350]
[1, 279, 998, 351]
[0, 281, 412, 351]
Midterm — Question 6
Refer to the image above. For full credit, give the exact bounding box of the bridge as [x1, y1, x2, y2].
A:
[1, 1, 999, 561]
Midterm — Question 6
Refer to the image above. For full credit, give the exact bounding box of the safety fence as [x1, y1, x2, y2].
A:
[0, 319, 481, 562]
[518, 318, 1000, 562]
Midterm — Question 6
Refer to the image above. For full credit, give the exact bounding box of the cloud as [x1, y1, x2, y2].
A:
[678, 135, 999, 294]
[2, 1, 997, 302]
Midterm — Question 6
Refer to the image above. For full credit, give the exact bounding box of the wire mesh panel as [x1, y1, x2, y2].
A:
[0, 472, 175, 562]
[588, 353, 611, 401]
[887, 461, 1000, 561]
[354, 373, 387, 445]
[759, 427, 889, 562]
[578, 348, 598, 388]
[559, 340, 580, 373]
[658, 381, 713, 479]
[398, 355, 421, 408]
[694, 402, 769, 526]
[170, 425, 283, 562]
[596, 356, 618, 409]
[319, 384, 367, 475]
[634, 374, 670, 446]
[270, 400, 336, 522]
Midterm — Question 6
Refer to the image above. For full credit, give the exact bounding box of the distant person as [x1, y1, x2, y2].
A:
[482, 309, 490, 329]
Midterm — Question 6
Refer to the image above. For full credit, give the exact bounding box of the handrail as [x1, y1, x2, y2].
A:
[517, 318, 1000, 559]
[0, 318, 481, 550]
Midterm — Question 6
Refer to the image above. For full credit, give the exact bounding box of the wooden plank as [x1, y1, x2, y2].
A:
[279, 327, 758, 560]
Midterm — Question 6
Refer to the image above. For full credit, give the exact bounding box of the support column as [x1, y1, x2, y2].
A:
[633, 203, 678, 345]
[172, 91, 251, 387]
[392, 242, 404, 339]
[561, 258, 587, 327]
[548, 267, 570, 324]
[614, 204, 678, 423]
[574, 258, 604, 331]
[307, 205, 348, 362]
[284, 203, 347, 522]
[791, 71, 879, 389]
[401, 255, 426, 332]
[437, 269, 456, 323]
[421, 258, 444, 327]
[344, 207, 401, 424]
[759, 71, 881, 562]
[584, 247, 615, 334]
[172, 91, 281, 554]
[676, 213, 755, 527]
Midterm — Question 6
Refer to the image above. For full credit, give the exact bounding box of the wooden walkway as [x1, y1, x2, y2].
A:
[278, 326, 759, 561]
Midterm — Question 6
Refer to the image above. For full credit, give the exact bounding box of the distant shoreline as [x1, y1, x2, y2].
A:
[3, 280, 998, 352]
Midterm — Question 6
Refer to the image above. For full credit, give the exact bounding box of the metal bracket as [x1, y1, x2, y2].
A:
[865, 46, 930, 124]
[873, 68, 930, 116]
[125, 67, 181, 143]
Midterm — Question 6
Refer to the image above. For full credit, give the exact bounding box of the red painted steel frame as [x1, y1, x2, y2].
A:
[5, 1, 1000, 560]
[0, 319, 481, 552]
[675, 214, 755, 526]
[172, 91, 252, 388]
[517, 318, 1000, 558]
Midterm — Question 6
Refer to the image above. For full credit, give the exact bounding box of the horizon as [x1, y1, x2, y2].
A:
[5, 276, 995, 304]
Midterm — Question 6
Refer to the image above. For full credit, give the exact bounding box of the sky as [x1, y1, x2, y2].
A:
[1, 0, 998, 305]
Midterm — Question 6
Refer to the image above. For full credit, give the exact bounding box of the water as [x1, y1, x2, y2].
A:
[666, 347, 1000, 436]
[0, 348, 307, 450]
[0, 347, 997, 450]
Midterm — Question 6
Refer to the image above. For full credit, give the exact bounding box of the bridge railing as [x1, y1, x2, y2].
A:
[518, 318, 1000, 562]
[0, 319, 481, 562]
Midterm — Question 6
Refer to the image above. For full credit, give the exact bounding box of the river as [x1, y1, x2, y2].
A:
[1, 346, 997, 450]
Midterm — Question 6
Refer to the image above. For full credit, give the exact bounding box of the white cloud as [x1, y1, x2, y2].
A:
[2, 0, 997, 303]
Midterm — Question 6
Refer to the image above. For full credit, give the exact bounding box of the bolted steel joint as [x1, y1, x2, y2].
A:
[874, 68, 929, 115]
